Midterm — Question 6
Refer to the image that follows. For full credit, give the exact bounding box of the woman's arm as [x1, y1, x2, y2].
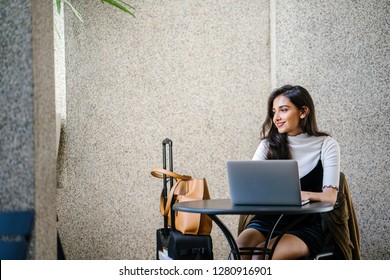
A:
[302, 137, 340, 205]
[252, 140, 268, 160]
[301, 188, 338, 205]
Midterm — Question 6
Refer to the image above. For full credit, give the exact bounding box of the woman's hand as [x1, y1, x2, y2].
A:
[301, 191, 311, 201]
[301, 188, 338, 205]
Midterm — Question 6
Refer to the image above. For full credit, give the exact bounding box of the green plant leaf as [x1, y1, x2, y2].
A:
[56, 0, 61, 15]
[55, 0, 135, 22]
[63, 0, 84, 23]
[116, 0, 136, 10]
[101, 0, 136, 17]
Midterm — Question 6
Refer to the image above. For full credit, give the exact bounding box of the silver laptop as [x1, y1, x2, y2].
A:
[227, 160, 310, 206]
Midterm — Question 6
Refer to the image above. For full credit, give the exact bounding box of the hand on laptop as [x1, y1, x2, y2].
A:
[301, 191, 310, 201]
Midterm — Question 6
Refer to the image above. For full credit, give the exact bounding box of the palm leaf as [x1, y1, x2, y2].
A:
[63, 0, 84, 22]
[101, 0, 136, 17]
[56, 0, 61, 14]
[56, 0, 135, 22]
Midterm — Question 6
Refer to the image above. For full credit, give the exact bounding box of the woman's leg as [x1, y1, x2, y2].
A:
[252, 234, 310, 260]
[235, 228, 266, 260]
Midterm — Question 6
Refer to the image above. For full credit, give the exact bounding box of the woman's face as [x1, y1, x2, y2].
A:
[272, 95, 305, 136]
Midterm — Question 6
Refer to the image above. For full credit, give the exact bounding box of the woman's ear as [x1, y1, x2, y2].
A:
[300, 106, 309, 119]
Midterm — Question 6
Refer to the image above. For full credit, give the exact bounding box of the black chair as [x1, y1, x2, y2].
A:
[0, 210, 35, 260]
[315, 172, 360, 260]
[312, 219, 338, 259]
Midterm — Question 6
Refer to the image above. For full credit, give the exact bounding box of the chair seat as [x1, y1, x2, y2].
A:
[0, 241, 29, 260]
[0, 210, 34, 260]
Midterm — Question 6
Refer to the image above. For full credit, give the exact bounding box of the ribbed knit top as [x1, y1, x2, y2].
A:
[252, 133, 340, 188]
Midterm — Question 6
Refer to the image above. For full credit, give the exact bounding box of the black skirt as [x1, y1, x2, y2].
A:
[245, 213, 325, 255]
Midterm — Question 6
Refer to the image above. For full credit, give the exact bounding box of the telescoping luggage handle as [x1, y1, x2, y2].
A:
[162, 138, 173, 172]
[155, 139, 193, 235]
[162, 138, 173, 236]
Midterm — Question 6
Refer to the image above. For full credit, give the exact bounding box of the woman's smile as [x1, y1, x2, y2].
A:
[272, 95, 304, 136]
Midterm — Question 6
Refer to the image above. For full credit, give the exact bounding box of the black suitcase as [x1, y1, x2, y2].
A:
[167, 230, 213, 260]
[155, 138, 213, 260]
[156, 229, 213, 260]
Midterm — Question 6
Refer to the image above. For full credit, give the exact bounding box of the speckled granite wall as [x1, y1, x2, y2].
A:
[57, 0, 270, 259]
[0, 0, 57, 259]
[272, 0, 389, 259]
[0, 0, 34, 211]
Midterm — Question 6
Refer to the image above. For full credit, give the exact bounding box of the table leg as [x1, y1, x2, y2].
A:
[209, 213, 311, 260]
[262, 214, 284, 260]
[266, 214, 309, 259]
[207, 214, 241, 260]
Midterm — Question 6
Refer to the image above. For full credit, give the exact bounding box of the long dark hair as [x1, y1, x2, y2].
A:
[261, 85, 329, 159]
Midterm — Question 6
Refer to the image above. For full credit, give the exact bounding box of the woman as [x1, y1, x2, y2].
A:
[236, 84, 340, 260]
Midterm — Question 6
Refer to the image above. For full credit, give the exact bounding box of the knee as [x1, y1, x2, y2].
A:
[236, 228, 262, 248]
[236, 234, 248, 248]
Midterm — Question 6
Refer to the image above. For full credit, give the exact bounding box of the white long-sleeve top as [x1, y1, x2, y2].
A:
[252, 133, 340, 188]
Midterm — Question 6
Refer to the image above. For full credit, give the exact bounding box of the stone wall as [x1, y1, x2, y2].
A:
[57, 0, 270, 259]
[0, 0, 57, 259]
[272, 0, 389, 259]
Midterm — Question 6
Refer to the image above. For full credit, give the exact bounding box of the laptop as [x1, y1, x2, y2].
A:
[226, 160, 310, 206]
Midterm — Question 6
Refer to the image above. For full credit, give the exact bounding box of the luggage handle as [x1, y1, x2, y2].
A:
[161, 138, 174, 235]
